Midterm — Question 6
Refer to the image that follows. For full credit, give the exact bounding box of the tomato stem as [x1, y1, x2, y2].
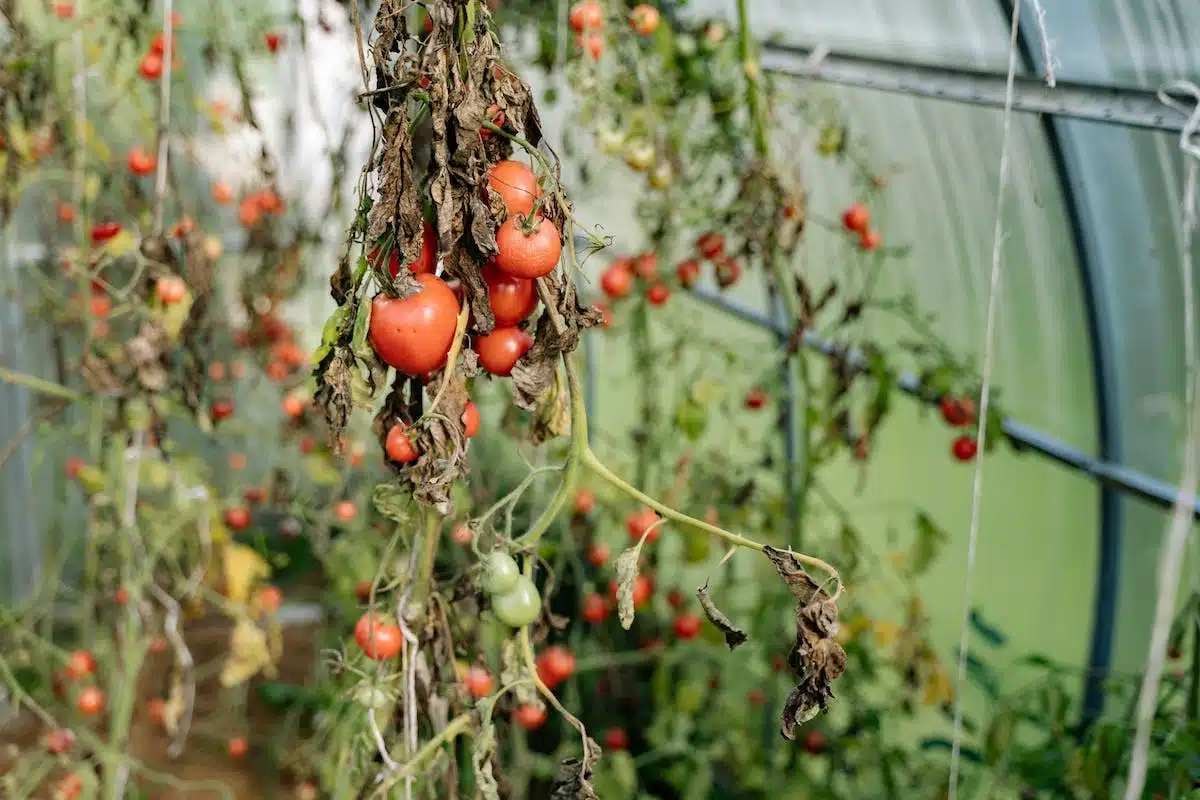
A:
[0, 365, 81, 401]
[369, 712, 474, 797]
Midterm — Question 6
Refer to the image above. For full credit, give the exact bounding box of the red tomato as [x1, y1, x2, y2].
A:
[90, 221, 121, 243]
[714, 257, 741, 289]
[56, 773, 84, 800]
[939, 395, 974, 427]
[282, 395, 306, 418]
[228, 736, 249, 759]
[149, 636, 169, 654]
[334, 501, 357, 522]
[212, 182, 233, 205]
[744, 387, 767, 409]
[299, 437, 315, 455]
[64, 650, 96, 679]
[646, 284, 670, 306]
[264, 31, 283, 52]
[537, 646, 576, 686]
[385, 424, 419, 464]
[53, 3, 75, 19]
[513, 704, 546, 730]
[952, 435, 978, 462]
[481, 104, 505, 138]
[139, 51, 163, 80]
[156, 276, 186, 305]
[804, 729, 827, 755]
[666, 589, 683, 609]
[367, 275, 460, 376]
[582, 593, 609, 623]
[224, 506, 251, 531]
[150, 32, 175, 55]
[630, 5, 659, 35]
[463, 666, 494, 698]
[573, 488, 595, 515]
[487, 161, 540, 217]
[76, 686, 105, 716]
[586, 542, 609, 567]
[633, 252, 658, 280]
[56, 202, 76, 223]
[354, 613, 404, 660]
[258, 585, 283, 613]
[462, 401, 481, 438]
[676, 259, 701, 288]
[841, 203, 870, 234]
[696, 232, 725, 259]
[600, 262, 633, 298]
[147, 697, 166, 725]
[451, 523, 473, 546]
[625, 507, 660, 542]
[568, 0, 603, 32]
[483, 262, 538, 326]
[604, 727, 629, 750]
[211, 399, 235, 421]
[494, 215, 561, 279]
[45, 728, 75, 754]
[475, 327, 533, 376]
[374, 222, 437, 278]
[579, 30, 605, 59]
[113, 588, 130, 606]
[127, 146, 157, 176]
[64, 457, 85, 478]
[673, 613, 702, 640]
[858, 229, 882, 251]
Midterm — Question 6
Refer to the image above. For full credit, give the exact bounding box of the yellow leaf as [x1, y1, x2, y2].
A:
[209, 504, 230, 545]
[162, 675, 186, 735]
[6, 123, 32, 161]
[220, 617, 273, 687]
[84, 175, 100, 203]
[161, 292, 194, 341]
[99, 230, 136, 259]
[922, 667, 953, 705]
[222, 543, 271, 604]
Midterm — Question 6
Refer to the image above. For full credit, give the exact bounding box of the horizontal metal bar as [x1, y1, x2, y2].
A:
[686, 286, 1200, 518]
[760, 44, 1192, 134]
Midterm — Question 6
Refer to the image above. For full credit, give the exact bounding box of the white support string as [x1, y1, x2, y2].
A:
[1123, 80, 1200, 800]
[1027, 0, 1057, 88]
[946, 2, 1023, 796]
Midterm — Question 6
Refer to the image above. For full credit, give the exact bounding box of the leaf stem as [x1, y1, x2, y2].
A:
[0, 365, 81, 400]
[370, 712, 474, 798]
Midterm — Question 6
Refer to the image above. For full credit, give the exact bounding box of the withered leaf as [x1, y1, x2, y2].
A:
[472, 719, 501, 800]
[549, 735, 601, 800]
[614, 537, 648, 630]
[696, 582, 747, 650]
[763, 545, 832, 605]
[529, 365, 570, 444]
[510, 276, 599, 411]
[314, 346, 354, 448]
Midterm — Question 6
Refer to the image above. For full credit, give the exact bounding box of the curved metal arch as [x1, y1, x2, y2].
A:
[998, 0, 1123, 725]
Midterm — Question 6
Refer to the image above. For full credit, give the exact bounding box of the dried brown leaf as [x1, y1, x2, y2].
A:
[696, 582, 748, 650]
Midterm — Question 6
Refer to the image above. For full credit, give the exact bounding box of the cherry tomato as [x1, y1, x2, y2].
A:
[64, 649, 96, 679]
[646, 284, 670, 306]
[462, 401, 481, 438]
[127, 146, 156, 176]
[625, 507, 660, 542]
[56, 202, 76, 223]
[475, 327, 533, 377]
[573, 488, 595, 515]
[537, 646, 576, 686]
[224, 506, 251, 531]
[600, 262, 633, 298]
[586, 543, 609, 567]
[211, 399, 235, 421]
[481, 551, 521, 595]
[582, 593, 609, 624]
[487, 160, 540, 217]
[367, 274, 460, 376]
[212, 182, 233, 205]
[45, 728, 75, 754]
[139, 51, 163, 80]
[578, 30, 605, 59]
[604, 727, 629, 750]
[56, 773, 84, 800]
[228, 736, 249, 759]
[113, 588, 130, 606]
[463, 666, 494, 698]
[334, 501, 357, 522]
[451, 523, 473, 546]
[282, 395, 306, 418]
[804, 729, 827, 755]
[676, 259, 701, 288]
[264, 31, 283, 52]
[483, 262, 538, 326]
[745, 387, 767, 409]
[630, 5, 659, 35]
[952, 435, 977, 462]
[385, 424, 419, 464]
[299, 437, 316, 455]
[494, 215, 561, 279]
[64, 457, 85, 478]
[258, 585, 283, 613]
[149, 636, 169, 654]
[147, 697, 166, 725]
[373, 222, 437, 278]
[666, 589, 683, 609]
[491, 576, 541, 627]
[939, 395, 974, 427]
[155, 276, 186, 304]
[841, 203, 870, 234]
[673, 613, 702, 640]
[90, 221, 121, 243]
[150, 32, 175, 56]
[513, 704, 546, 730]
[633, 252, 658, 280]
[858, 229, 882, 251]
[696, 232, 725, 259]
[714, 257, 741, 289]
[354, 613, 404, 660]
[76, 686, 106, 716]
[568, 0, 603, 32]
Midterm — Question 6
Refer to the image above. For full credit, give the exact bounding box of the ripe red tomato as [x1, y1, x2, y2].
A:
[487, 161, 540, 217]
[939, 395, 974, 427]
[568, 0, 603, 32]
[609, 575, 652, 608]
[53, 3, 74, 19]
[127, 146, 157, 176]
[462, 401, 481, 438]
[64, 649, 96, 679]
[578, 30, 605, 59]
[150, 32, 175, 55]
[494, 215, 561, 279]
[625, 507, 660, 542]
[147, 697, 166, 725]
[264, 31, 283, 52]
[582, 593, 609, 624]
[56, 202, 76, 223]
[475, 327, 533, 376]
[385, 424, 419, 464]
[804, 729, 827, 755]
[149, 636, 169, 654]
[56, 773, 84, 800]
[483, 262, 538, 326]
[604, 727, 629, 750]
[714, 257, 741, 289]
[374, 222, 437, 278]
[744, 387, 767, 409]
[573, 488, 595, 515]
[228, 736, 249, 759]
[451, 523, 473, 546]
[513, 704, 546, 730]
[481, 104, 505, 138]
[858, 229, 882, 251]
[64, 457, 85, 478]
[155, 276, 186, 304]
[224, 506, 251, 531]
[258, 585, 283, 613]
[673, 613, 702, 640]
[676, 259, 701, 288]
[463, 666, 494, 698]
[282, 395, 306, 418]
[666, 589, 683, 609]
[299, 437, 315, 455]
[212, 182, 233, 205]
[952, 435, 978, 462]
[139, 51, 163, 80]
[211, 399, 235, 421]
[600, 262, 633, 299]
[90, 221, 121, 243]
[45, 728, 75, 754]
[646, 284, 670, 306]
[354, 613, 404, 660]
[630, 4, 659, 35]
[537, 646, 576, 687]
[633, 252, 658, 280]
[696, 232, 725, 259]
[586, 542, 609, 567]
[76, 686, 106, 715]
[334, 501, 357, 522]
[368, 274, 460, 376]
[113, 588, 130, 606]
[841, 203, 870, 234]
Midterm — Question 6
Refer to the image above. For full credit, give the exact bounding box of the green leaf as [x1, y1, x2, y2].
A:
[968, 608, 1007, 646]
[673, 396, 707, 441]
[372, 483, 414, 523]
[350, 299, 374, 362]
[314, 306, 350, 364]
[984, 709, 1016, 764]
[909, 512, 947, 577]
[984, 404, 1006, 451]
[592, 750, 638, 800]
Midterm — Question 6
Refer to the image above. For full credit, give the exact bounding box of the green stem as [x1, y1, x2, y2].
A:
[1189, 606, 1199, 721]
[412, 510, 443, 605]
[736, 0, 768, 157]
[370, 713, 475, 798]
[631, 297, 656, 489]
[0, 365, 80, 400]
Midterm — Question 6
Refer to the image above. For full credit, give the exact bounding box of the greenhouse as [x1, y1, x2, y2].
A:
[0, 0, 1197, 796]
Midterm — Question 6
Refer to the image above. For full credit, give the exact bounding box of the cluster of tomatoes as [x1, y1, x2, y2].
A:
[136, 24, 181, 82]
[841, 202, 882, 252]
[568, 0, 660, 60]
[940, 394, 980, 462]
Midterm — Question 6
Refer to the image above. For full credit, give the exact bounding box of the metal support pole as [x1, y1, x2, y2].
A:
[764, 281, 801, 546]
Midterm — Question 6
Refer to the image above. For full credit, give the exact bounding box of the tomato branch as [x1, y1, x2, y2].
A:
[369, 712, 475, 798]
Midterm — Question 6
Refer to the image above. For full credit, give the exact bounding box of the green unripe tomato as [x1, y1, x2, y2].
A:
[481, 552, 521, 596]
[491, 577, 542, 628]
